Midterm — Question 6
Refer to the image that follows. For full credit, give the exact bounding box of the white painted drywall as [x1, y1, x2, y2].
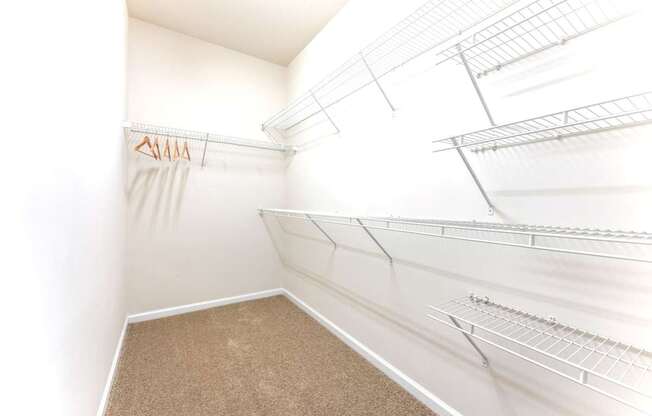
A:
[0, 2, 128, 416]
[269, 1, 652, 415]
[125, 18, 287, 314]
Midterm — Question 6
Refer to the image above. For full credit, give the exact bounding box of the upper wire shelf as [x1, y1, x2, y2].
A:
[260, 209, 652, 263]
[436, 0, 633, 78]
[126, 122, 292, 153]
[262, 0, 520, 142]
[433, 92, 652, 152]
[427, 295, 652, 414]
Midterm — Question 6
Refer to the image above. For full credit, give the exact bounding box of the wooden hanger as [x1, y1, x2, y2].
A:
[182, 141, 191, 161]
[134, 135, 156, 159]
[173, 140, 181, 161]
[162, 139, 171, 161]
[152, 137, 162, 160]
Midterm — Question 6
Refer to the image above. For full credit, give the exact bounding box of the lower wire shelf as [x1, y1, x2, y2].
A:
[427, 295, 652, 414]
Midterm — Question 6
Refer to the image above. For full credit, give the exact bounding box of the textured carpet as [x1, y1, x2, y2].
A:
[106, 295, 436, 416]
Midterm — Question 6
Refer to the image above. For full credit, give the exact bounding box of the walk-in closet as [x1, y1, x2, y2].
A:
[4, 0, 652, 415]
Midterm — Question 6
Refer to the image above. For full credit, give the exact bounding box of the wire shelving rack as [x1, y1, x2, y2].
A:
[435, 0, 631, 78]
[261, 0, 520, 144]
[427, 295, 652, 414]
[125, 122, 293, 166]
[429, 0, 639, 212]
[259, 209, 652, 263]
[433, 92, 652, 152]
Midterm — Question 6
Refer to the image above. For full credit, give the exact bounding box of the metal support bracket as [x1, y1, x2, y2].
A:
[306, 214, 337, 247]
[455, 44, 496, 215]
[449, 315, 489, 367]
[201, 133, 209, 168]
[311, 91, 340, 135]
[457, 44, 495, 126]
[360, 52, 396, 112]
[355, 218, 393, 263]
[451, 138, 494, 215]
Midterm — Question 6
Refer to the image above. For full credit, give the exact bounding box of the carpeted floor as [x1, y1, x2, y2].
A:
[106, 295, 436, 416]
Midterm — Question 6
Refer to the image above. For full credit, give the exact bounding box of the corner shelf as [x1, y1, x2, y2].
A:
[436, 0, 632, 79]
[433, 92, 652, 152]
[427, 295, 652, 414]
[259, 209, 652, 263]
[261, 0, 520, 144]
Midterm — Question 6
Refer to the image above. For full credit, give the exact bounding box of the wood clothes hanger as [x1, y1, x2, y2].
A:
[163, 139, 171, 161]
[182, 141, 191, 161]
[134, 135, 156, 159]
[152, 137, 162, 160]
[173, 140, 181, 161]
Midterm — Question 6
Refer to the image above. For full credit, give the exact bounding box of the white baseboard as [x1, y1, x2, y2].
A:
[102, 287, 460, 416]
[97, 316, 128, 416]
[282, 289, 463, 416]
[127, 288, 284, 323]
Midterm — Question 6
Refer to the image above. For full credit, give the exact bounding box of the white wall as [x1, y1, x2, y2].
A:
[0, 2, 128, 416]
[126, 18, 288, 313]
[271, 1, 652, 415]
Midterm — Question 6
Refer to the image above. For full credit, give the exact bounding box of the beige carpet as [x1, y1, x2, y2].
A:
[106, 295, 436, 416]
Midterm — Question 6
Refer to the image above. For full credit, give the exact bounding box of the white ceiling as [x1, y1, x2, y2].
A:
[127, 0, 349, 66]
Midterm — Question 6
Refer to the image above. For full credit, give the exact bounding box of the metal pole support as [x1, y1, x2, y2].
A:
[306, 214, 337, 247]
[311, 91, 340, 135]
[455, 44, 496, 215]
[355, 218, 393, 263]
[359, 52, 396, 112]
[449, 315, 489, 367]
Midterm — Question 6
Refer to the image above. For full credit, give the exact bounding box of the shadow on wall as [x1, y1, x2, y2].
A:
[127, 162, 191, 233]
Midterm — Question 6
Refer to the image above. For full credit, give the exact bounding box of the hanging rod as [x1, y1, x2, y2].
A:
[433, 92, 652, 152]
[261, 0, 520, 141]
[436, 0, 634, 79]
[259, 209, 652, 263]
[427, 295, 652, 415]
[125, 122, 294, 153]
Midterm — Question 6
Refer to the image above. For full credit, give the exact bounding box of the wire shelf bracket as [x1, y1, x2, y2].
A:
[260, 209, 652, 263]
[359, 51, 396, 112]
[355, 218, 393, 263]
[307, 213, 337, 248]
[427, 294, 652, 415]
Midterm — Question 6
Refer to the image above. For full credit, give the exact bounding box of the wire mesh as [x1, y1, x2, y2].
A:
[433, 92, 652, 152]
[260, 209, 652, 262]
[436, 0, 633, 78]
[427, 295, 652, 411]
[262, 0, 519, 139]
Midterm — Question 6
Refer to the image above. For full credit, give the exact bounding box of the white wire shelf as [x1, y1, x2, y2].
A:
[427, 295, 652, 414]
[259, 209, 652, 263]
[436, 0, 633, 78]
[126, 122, 293, 154]
[433, 92, 652, 152]
[262, 0, 519, 142]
